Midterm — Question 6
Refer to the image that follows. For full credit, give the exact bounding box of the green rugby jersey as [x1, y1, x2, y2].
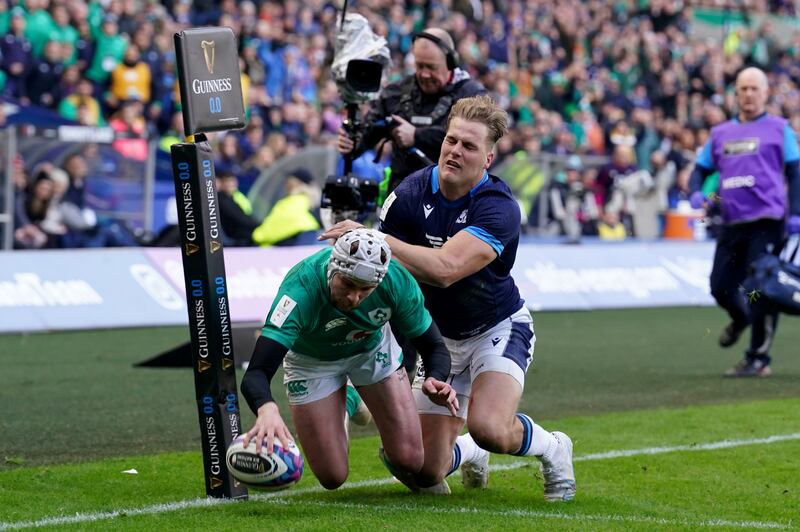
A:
[261, 247, 432, 361]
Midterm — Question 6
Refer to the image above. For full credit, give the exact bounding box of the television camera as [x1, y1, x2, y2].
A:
[321, 58, 384, 227]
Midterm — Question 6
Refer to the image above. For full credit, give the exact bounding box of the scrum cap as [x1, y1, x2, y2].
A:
[327, 228, 392, 285]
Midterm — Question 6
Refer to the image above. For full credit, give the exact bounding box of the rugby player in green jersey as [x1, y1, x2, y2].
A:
[241, 228, 457, 489]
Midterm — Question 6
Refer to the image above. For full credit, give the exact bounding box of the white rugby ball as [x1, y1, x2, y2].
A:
[225, 434, 304, 490]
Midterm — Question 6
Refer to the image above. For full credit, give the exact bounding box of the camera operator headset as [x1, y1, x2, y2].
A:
[337, 27, 486, 195]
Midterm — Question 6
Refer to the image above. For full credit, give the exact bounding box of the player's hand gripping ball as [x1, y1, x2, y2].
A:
[225, 435, 304, 490]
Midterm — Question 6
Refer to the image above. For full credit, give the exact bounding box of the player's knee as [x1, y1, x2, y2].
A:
[385, 444, 424, 473]
[415, 468, 446, 487]
[469, 418, 515, 454]
[317, 470, 348, 490]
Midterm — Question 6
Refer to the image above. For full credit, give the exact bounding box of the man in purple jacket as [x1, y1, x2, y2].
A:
[690, 67, 800, 377]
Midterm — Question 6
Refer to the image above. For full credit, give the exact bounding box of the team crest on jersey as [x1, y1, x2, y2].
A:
[456, 209, 468, 224]
[368, 307, 392, 324]
[269, 295, 297, 328]
[324, 317, 347, 332]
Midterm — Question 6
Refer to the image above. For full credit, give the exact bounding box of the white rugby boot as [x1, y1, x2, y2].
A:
[460, 450, 490, 489]
[541, 431, 576, 502]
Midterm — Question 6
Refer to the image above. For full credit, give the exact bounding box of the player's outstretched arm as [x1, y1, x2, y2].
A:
[409, 321, 459, 416]
[241, 336, 294, 454]
[385, 231, 496, 288]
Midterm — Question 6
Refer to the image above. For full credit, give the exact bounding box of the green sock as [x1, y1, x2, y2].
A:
[345, 385, 362, 418]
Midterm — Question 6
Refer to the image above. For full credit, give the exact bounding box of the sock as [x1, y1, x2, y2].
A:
[345, 384, 361, 418]
[447, 433, 487, 476]
[513, 413, 557, 461]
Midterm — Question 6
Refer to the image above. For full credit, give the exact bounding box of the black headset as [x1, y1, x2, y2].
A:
[412, 31, 459, 70]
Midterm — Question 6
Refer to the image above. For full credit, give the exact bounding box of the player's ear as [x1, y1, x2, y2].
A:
[485, 150, 494, 169]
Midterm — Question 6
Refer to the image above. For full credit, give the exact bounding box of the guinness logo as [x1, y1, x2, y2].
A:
[222, 358, 233, 370]
[198, 359, 212, 372]
[201, 40, 215, 74]
[210, 476, 223, 489]
[210, 240, 221, 253]
[186, 242, 200, 255]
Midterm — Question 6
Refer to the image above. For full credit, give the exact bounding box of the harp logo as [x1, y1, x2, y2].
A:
[201, 40, 215, 74]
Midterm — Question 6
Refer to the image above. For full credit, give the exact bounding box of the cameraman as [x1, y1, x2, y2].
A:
[337, 28, 486, 193]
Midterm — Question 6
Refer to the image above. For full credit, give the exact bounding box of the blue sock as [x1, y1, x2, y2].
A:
[513, 413, 534, 456]
[447, 440, 462, 476]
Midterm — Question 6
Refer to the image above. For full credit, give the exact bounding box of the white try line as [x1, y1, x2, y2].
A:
[2, 432, 799, 531]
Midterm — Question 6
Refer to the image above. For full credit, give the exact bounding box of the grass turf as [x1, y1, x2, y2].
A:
[2, 307, 799, 470]
[0, 398, 797, 530]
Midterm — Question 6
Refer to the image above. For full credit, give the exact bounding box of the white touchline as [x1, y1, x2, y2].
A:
[2, 432, 798, 531]
[261, 499, 789, 530]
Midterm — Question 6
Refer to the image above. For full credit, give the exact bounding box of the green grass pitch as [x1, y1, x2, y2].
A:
[1, 307, 798, 530]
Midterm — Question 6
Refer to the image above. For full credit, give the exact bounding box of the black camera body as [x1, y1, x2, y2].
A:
[322, 58, 384, 225]
[321, 175, 379, 213]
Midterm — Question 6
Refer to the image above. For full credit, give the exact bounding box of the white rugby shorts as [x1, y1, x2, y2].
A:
[283, 324, 403, 405]
[413, 306, 535, 418]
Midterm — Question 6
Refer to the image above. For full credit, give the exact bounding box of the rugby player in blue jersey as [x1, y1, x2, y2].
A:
[690, 67, 800, 377]
[322, 95, 576, 501]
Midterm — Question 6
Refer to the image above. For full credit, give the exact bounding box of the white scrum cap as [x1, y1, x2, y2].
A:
[327, 228, 392, 285]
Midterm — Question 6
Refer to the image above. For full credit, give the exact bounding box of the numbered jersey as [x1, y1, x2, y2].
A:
[379, 165, 524, 340]
[261, 247, 431, 361]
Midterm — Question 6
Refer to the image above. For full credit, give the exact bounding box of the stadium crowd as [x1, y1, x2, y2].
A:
[6, 0, 800, 247]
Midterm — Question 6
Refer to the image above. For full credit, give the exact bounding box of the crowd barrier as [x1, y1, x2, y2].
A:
[0, 241, 715, 333]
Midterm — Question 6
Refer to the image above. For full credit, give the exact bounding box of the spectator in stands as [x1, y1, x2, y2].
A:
[214, 133, 246, 178]
[241, 144, 275, 192]
[16, 169, 57, 247]
[108, 44, 152, 112]
[689, 67, 800, 377]
[58, 77, 104, 126]
[597, 211, 627, 240]
[26, 40, 64, 108]
[22, 0, 55, 58]
[12, 157, 48, 249]
[216, 170, 259, 247]
[85, 14, 127, 92]
[337, 27, 486, 192]
[1, 7, 33, 102]
[49, 4, 78, 66]
[252, 167, 320, 247]
[596, 145, 638, 207]
[109, 99, 149, 161]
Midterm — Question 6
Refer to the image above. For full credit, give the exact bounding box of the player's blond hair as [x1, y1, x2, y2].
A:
[446, 95, 508, 146]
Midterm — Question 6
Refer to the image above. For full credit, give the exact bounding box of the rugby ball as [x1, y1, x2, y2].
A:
[225, 434, 304, 490]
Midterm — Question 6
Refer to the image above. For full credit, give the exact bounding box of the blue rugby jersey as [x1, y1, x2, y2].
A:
[379, 165, 524, 340]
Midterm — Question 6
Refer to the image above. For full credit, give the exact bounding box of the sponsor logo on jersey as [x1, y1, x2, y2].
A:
[324, 317, 348, 332]
[425, 233, 445, 249]
[368, 307, 392, 324]
[721, 175, 756, 189]
[456, 209, 468, 224]
[269, 295, 297, 328]
[332, 329, 373, 346]
[491, 337, 501, 347]
[287, 380, 309, 397]
[423, 204, 434, 218]
[723, 138, 759, 156]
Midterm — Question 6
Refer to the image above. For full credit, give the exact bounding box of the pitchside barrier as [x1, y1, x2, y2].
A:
[0, 241, 717, 333]
[171, 26, 247, 499]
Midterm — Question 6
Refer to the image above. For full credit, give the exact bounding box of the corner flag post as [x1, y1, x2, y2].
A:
[171, 26, 247, 499]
